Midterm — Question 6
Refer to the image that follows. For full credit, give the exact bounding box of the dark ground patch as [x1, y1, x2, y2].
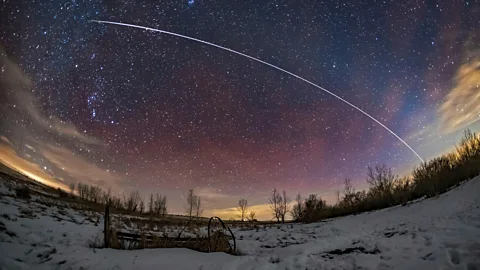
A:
[318, 245, 381, 259]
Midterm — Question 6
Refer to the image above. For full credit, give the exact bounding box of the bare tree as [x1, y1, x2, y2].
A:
[185, 189, 201, 219]
[148, 194, 154, 215]
[291, 193, 303, 221]
[343, 178, 354, 196]
[366, 165, 397, 197]
[248, 211, 256, 221]
[151, 194, 166, 216]
[77, 183, 86, 200]
[269, 188, 282, 222]
[341, 178, 356, 207]
[123, 190, 141, 213]
[334, 190, 340, 204]
[139, 199, 145, 213]
[185, 189, 196, 219]
[84, 184, 91, 201]
[89, 185, 102, 203]
[195, 196, 203, 219]
[110, 196, 123, 210]
[155, 194, 167, 216]
[237, 198, 248, 221]
[456, 129, 480, 162]
[146, 193, 167, 216]
[278, 190, 290, 223]
[80, 183, 90, 201]
[69, 182, 75, 195]
[103, 188, 112, 205]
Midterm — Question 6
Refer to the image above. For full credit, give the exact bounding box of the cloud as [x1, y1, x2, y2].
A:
[37, 143, 123, 191]
[0, 45, 102, 146]
[209, 203, 276, 221]
[439, 52, 480, 133]
[0, 143, 69, 190]
[24, 144, 35, 151]
[196, 187, 230, 199]
[0, 136, 13, 147]
[36, 113, 103, 146]
[1, 45, 120, 193]
[0, 46, 33, 91]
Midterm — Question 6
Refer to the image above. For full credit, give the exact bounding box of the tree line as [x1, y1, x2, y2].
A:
[68, 129, 478, 223]
[68, 184, 205, 220]
[245, 129, 479, 223]
[69, 183, 168, 216]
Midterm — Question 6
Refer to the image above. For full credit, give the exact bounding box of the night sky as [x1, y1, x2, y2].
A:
[1, 0, 479, 219]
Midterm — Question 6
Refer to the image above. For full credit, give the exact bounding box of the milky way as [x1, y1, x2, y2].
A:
[1, 1, 479, 218]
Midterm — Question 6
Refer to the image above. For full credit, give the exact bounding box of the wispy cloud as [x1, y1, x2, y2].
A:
[196, 187, 230, 199]
[0, 143, 69, 190]
[0, 45, 102, 146]
[209, 203, 276, 221]
[1, 45, 119, 192]
[0, 136, 13, 147]
[37, 143, 123, 192]
[0, 46, 33, 90]
[439, 50, 480, 133]
[401, 42, 480, 168]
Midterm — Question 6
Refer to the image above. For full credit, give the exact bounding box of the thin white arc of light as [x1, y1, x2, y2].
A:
[90, 20, 424, 162]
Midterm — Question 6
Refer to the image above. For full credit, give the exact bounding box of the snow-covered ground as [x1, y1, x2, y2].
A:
[1, 176, 480, 270]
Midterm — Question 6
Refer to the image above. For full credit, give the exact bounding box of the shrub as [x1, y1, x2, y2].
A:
[292, 129, 480, 223]
[15, 186, 31, 200]
[57, 188, 69, 198]
[298, 194, 327, 223]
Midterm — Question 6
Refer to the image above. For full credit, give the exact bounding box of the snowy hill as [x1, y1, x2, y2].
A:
[1, 176, 479, 270]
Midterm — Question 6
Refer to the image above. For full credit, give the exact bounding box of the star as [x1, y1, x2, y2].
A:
[0, 0, 478, 218]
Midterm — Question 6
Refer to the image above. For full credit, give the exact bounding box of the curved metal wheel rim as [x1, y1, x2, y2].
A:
[208, 216, 236, 253]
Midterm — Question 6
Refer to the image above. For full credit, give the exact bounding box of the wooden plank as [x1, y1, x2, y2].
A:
[116, 231, 206, 243]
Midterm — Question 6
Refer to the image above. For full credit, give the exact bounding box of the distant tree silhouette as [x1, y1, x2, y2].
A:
[103, 188, 112, 205]
[139, 199, 145, 213]
[342, 178, 355, 207]
[154, 194, 167, 216]
[123, 190, 141, 213]
[237, 198, 248, 221]
[185, 189, 196, 219]
[291, 193, 303, 221]
[148, 194, 154, 215]
[269, 188, 282, 222]
[366, 165, 397, 199]
[248, 211, 256, 221]
[69, 182, 75, 195]
[279, 190, 290, 223]
[334, 190, 340, 204]
[195, 196, 203, 219]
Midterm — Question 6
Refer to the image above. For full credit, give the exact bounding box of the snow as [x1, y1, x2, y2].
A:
[1, 176, 480, 270]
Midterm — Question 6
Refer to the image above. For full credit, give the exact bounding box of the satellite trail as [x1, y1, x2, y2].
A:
[90, 20, 424, 162]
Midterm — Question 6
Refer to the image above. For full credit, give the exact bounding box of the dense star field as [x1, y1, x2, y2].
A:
[0, 1, 479, 218]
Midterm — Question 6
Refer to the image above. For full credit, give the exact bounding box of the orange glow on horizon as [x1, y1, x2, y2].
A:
[0, 144, 70, 191]
[208, 203, 289, 221]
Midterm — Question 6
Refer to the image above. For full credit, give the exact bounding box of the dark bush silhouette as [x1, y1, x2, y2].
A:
[294, 129, 480, 223]
[297, 194, 327, 222]
[15, 186, 31, 200]
[57, 188, 69, 198]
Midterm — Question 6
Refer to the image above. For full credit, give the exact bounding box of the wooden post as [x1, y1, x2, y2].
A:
[104, 205, 110, 248]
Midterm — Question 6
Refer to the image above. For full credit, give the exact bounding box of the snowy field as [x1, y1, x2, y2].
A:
[1, 176, 480, 270]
